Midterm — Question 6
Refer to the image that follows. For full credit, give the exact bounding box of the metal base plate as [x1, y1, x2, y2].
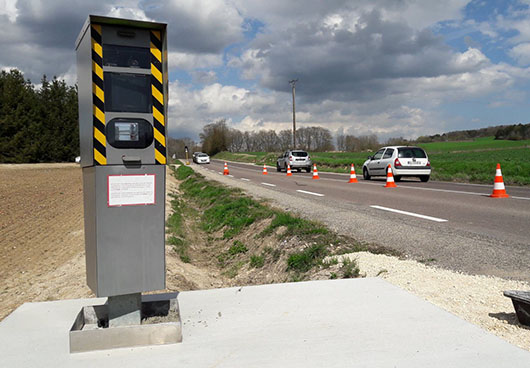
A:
[69, 293, 182, 353]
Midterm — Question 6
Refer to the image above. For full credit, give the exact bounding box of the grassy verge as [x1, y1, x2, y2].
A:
[169, 164, 372, 280]
[166, 195, 191, 263]
[212, 137, 530, 185]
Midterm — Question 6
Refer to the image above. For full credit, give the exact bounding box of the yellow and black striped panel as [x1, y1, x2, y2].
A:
[91, 24, 106, 165]
[150, 30, 166, 165]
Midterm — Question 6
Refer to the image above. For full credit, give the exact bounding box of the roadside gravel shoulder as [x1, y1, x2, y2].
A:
[192, 164, 530, 352]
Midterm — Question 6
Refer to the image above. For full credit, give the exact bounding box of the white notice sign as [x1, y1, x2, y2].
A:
[107, 174, 156, 207]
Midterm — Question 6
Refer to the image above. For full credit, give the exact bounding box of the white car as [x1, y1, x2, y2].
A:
[362, 146, 431, 182]
[193, 153, 210, 164]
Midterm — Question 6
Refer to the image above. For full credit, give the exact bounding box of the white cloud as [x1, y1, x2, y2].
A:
[191, 70, 217, 84]
[57, 64, 77, 86]
[452, 47, 488, 69]
[0, 0, 18, 22]
[166, 81, 279, 139]
[234, 0, 468, 31]
[227, 49, 266, 80]
[144, 0, 244, 54]
[169, 51, 223, 70]
[510, 42, 530, 65]
[378, 0, 468, 30]
[107, 6, 150, 20]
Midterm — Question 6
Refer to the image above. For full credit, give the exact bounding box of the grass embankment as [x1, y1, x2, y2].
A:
[166, 165, 381, 281]
[213, 137, 530, 185]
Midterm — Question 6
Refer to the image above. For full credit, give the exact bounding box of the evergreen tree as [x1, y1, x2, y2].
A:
[0, 70, 79, 163]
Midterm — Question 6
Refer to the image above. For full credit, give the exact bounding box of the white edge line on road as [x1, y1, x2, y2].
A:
[512, 196, 530, 200]
[261, 182, 276, 187]
[241, 178, 250, 181]
[296, 189, 325, 197]
[228, 175, 234, 177]
[218, 172, 223, 175]
[370, 205, 448, 223]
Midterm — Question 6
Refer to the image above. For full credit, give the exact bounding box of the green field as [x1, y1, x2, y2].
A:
[213, 137, 530, 186]
[417, 136, 530, 153]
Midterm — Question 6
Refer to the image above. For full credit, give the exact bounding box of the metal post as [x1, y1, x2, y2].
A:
[289, 79, 298, 148]
[107, 293, 142, 327]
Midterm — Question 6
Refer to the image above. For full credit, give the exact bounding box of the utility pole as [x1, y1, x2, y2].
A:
[289, 79, 298, 148]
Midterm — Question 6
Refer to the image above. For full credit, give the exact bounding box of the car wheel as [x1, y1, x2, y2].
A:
[394, 175, 402, 182]
[297, 168, 301, 172]
[420, 175, 430, 182]
[276, 163, 281, 172]
[363, 167, 371, 180]
[306, 167, 311, 173]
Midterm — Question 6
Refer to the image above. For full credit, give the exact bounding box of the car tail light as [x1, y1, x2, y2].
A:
[307, 156, 310, 160]
[289, 156, 293, 161]
[394, 158, 402, 167]
[426, 160, 431, 167]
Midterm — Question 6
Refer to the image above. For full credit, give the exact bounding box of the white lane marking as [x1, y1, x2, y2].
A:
[401, 186, 485, 196]
[261, 182, 276, 187]
[228, 175, 234, 177]
[512, 196, 530, 200]
[370, 205, 448, 223]
[218, 172, 223, 175]
[241, 178, 250, 181]
[296, 190, 325, 197]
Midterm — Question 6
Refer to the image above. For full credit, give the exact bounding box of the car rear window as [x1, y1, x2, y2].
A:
[398, 147, 427, 159]
[292, 151, 308, 157]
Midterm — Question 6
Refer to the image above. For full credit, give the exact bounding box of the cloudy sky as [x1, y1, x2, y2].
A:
[1, 0, 530, 141]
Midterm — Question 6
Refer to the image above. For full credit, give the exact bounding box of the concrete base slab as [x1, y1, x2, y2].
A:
[1, 278, 529, 367]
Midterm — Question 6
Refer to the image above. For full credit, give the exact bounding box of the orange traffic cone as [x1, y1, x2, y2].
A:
[312, 164, 320, 179]
[286, 164, 292, 176]
[348, 164, 358, 183]
[490, 163, 509, 198]
[384, 164, 397, 188]
[223, 162, 229, 175]
[262, 164, 268, 175]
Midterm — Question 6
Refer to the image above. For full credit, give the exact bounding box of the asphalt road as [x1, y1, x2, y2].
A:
[195, 159, 530, 281]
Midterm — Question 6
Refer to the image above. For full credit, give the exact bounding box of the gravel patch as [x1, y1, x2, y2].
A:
[193, 164, 530, 352]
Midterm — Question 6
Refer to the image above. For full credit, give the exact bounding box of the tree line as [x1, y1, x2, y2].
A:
[196, 119, 336, 156]
[416, 123, 530, 143]
[494, 123, 530, 140]
[190, 119, 386, 156]
[0, 69, 79, 163]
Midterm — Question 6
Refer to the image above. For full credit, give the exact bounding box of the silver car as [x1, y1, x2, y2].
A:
[362, 146, 431, 182]
[276, 150, 312, 172]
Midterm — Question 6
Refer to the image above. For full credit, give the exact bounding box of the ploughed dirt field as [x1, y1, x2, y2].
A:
[0, 164, 91, 319]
